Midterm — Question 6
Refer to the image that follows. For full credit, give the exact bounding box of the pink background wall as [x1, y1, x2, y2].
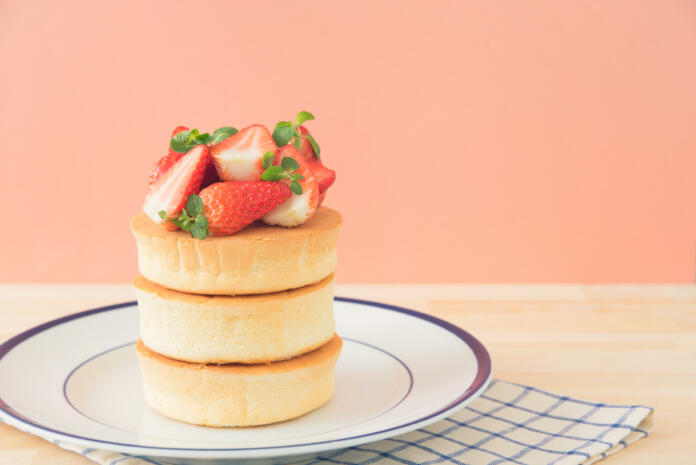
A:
[2, 1, 695, 283]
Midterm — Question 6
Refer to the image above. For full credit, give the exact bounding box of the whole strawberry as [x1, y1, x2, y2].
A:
[196, 182, 292, 236]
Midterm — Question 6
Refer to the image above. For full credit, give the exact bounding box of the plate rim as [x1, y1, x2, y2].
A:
[0, 297, 492, 459]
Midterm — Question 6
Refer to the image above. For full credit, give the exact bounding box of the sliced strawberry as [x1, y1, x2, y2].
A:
[297, 125, 317, 162]
[295, 126, 335, 194]
[142, 144, 211, 224]
[201, 161, 220, 188]
[317, 191, 327, 206]
[210, 124, 277, 182]
[313, 164, 336, 193]
[148, 152, 184, 185]
[149, 126, 192, 185]
[199, 181, 292, 236]
[262, 145, 319, 227]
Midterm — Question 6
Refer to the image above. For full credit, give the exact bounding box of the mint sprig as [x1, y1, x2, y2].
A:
[261, 156, 304, 194]
[170, 127, 238, 153]
[158, 194, 209, 239]
[262, 151, 275, 169]
[210, 127, 238, 144]
[271, 110, 321, 159]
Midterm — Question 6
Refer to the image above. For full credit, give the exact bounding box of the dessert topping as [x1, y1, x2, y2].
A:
[261, 154, 305, 195]
[143, 144, 212, 225]
[272, 111, 320, 158]
[210, 125, 277, 182]
[161, 181, 292, 238]
[261, 146, 319, 227]
[143, 111, 333, 237]
[170, 127, 238, 153]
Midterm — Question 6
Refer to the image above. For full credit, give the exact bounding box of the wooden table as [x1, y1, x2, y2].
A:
[1, 284, 695, 464]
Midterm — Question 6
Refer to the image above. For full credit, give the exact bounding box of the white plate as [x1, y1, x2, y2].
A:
[0, 297, 491, 464]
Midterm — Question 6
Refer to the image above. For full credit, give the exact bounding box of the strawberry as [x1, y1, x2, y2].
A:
[210, 124, 277, 182]
[296, 125, 335, 200]
[296, 125, 316, 162]
[313, 163, 336, 193]
[198, 182, 292, 236]
[168, 125, 220, 188]
[142, 144, 211, 225]
[262, 145, 319, 227]
[201, 160, 220, 188]
[148, 152, 184, 186]
[147, 126, 191, 185]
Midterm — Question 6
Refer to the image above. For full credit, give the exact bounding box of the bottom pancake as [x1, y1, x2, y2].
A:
[136, 335, 342, 427]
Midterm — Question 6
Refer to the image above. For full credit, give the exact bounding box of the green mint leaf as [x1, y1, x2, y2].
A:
[281, 156, 300, 171]
[170, 218, 185, 229]
[262, 165, 286, 181]
[305, 133, 321, 158]
[211, 126, 238, 144]
[164, 203, 209, 240]
[190, 224, 208, 240]
[290, 180, 303, 195]
[186, 194, 203, 217]
[158, 210, 167, 220]
[195, 215, 208, 227]
[170, 130, 192, 153]
[296, 110, 315, 126]
[262, 151, 275, 169]
[293, 137, 301, 150]
[188, 129, 199, 140]
[272, 121, 294, 147]
[193, 132, 211, 144]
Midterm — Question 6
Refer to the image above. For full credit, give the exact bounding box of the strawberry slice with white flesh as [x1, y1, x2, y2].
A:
[210, 124, 277, 182]
[262, 145, 319, 227]
[142, 144, 211, 224]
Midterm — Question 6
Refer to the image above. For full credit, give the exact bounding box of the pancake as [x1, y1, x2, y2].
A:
[134, 274, 335, 364]
[130, 206, 342, 295]
[136, 335, 342, 427]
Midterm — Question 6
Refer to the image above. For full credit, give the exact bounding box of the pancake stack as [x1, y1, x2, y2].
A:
[130, 206, 343, 427]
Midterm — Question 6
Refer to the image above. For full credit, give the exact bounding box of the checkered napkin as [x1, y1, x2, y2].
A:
[54, 380, 654, 465]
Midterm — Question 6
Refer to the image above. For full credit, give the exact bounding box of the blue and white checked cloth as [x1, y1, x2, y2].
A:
[55, 380, 653, 465]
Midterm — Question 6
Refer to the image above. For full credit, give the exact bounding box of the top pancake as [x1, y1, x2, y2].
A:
[130, 206, 342, 295]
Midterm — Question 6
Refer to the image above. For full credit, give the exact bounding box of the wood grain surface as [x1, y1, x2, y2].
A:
[1, 283, 694, 465]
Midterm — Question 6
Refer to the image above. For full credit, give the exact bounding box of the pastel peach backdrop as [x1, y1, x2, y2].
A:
[1, 1, 695, 283]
